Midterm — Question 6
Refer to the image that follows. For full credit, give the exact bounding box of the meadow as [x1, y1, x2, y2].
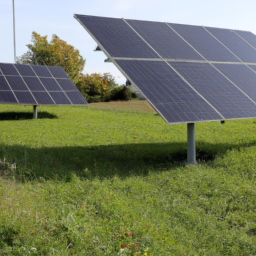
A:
[0, 100, 256, 255]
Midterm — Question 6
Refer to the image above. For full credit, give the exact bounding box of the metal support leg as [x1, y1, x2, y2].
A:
[33, 105, 38, 119]
[187, 123, 197, 164]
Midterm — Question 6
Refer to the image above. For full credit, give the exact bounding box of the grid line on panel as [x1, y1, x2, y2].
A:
[204, 26, 256, 63]
[115, 60, 223, 123]
[166, 23, 209, 62]
[165, 62, 225, 119]
[123, 19, 224, 119]
[29, 65, 57, 104]
[233, 30, 256, 51]
[208, 64, 256, 105]
[233, 30, 256, 50]
[13, 65, 38, 105]
[45, 66, 73, 105]
[202, 27, 243, 63]
[75, 14, 159, 58]
[125, 19, 204, 61]
[212, 64, 256, 104]
[169, 62, 256, 119]
[1, 74, 19, 103]
[168, 23, 241, 63]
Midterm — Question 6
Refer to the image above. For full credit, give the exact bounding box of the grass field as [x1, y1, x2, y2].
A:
[0, 101, 256, 255]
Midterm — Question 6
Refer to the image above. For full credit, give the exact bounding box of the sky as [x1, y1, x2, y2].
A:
[1, 0, 256, 85]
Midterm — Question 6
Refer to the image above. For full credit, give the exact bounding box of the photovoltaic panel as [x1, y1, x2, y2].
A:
[213, 64, 256, 102]
[0, 63, 88, 106]
[116, 60, 222, 123]
[126, 19, 203, 60]
[32, 65, 52, 77]
[33, 92, 55, 105]
[14, 91, 36, 104]
[248, 65, 256, 73]
[47, 66, 69, 78]
[234, 30, 256, 49]
[5, 76, 28, 91]
[205, 27, 256, 63]
[0, 63, 19, 76]
[56, 79, 78, 91]
[40, 78, 62, 91]
[75, 14, 159, 58]
[65, 91, 88, 105]
[23, 77, 46, 91]
[170, 62, 256, 119]
[0, 91, 17, 103]
[15, 64, 36, 77]
[169, 23, 240, 62]
[75, 14, 256, 123]
[49, 92, 71, 104]
[0, 77, 11, 90]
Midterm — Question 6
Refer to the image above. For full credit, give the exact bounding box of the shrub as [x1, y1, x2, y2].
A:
[104, 86, 137, 102]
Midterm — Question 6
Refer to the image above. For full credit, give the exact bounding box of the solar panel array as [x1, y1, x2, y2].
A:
[75, 14, 256, 124]
[0, 63, 88, 106]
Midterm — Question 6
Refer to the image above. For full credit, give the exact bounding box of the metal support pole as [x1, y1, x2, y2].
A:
[187, 123, 197, 164]
[12, 0, 17, 63]
[33, 105, 38, 119]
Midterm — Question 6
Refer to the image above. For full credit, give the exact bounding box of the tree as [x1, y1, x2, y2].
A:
[76, 73, 116, 102]
[17, 32, 85, 84]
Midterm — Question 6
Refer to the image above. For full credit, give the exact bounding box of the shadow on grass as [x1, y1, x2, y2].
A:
[1, 139, 256, 181]
[0, 111, 57, 120]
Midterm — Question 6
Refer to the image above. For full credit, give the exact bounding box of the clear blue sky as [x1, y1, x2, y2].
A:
[1, 0, 256, 84]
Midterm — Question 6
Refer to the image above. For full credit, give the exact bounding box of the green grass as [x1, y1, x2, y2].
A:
[0, 103, 256, 255]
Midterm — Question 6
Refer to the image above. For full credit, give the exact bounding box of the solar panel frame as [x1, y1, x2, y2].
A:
[75, 14, 256, 124]
[0, 63, 88, 106]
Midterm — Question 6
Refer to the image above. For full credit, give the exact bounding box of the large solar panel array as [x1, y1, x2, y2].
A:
[75, 14, 256, 124]
[0, 63, 88, 106]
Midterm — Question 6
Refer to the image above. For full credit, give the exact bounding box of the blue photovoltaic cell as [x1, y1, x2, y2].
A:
[0, 91, 17, 103]
[5, 76, 28, 91]
[170, 62, 256, 119]
[23, 77, 46, 91]
[40, 78, 62, 91]
[56, 79, 78, 91]
[0, 77, 11, 90]
[0, 70, 2, 75]
[31, 65, 52, 77]
[66, 91, 88, 104]
[234, 30, 256, 49]
[169, 23, 240, 62]
[49, 92, 71, 104]
[0, 63, 19, 76]
[14, 91, 36, 104]
[213, 64, 256, 102]
[248, 65, 256, 73]
[15, 64, 36, 76]
[116, 60, 222, 123]
[47, 66, 69, 78]
[33, 92, 55, 105]
[75, 14, 159, 58]
[205, 27, 256, 63]
[126, 19, 203, 60]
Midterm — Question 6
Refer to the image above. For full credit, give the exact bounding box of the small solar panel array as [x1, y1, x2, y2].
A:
[0, 63, 88, 106]
[75, 14, 256, 124]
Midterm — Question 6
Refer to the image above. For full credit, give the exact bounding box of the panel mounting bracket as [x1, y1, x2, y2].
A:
[94, 45, 102, 51]
[126, 79, 131, 86]
[104, 57, 112, 62]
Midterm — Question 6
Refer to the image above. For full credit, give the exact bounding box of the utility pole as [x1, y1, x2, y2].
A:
[13, 0, 16, 63]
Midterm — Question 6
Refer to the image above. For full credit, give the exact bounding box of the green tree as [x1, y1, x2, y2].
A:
[76, 73, 116, 102]
[17, 32, 85, 84]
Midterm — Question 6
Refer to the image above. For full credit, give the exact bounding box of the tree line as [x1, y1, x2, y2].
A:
[17, 32, 137, 102]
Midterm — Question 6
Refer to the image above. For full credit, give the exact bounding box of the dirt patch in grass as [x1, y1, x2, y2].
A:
[89, 100, 156, 113]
